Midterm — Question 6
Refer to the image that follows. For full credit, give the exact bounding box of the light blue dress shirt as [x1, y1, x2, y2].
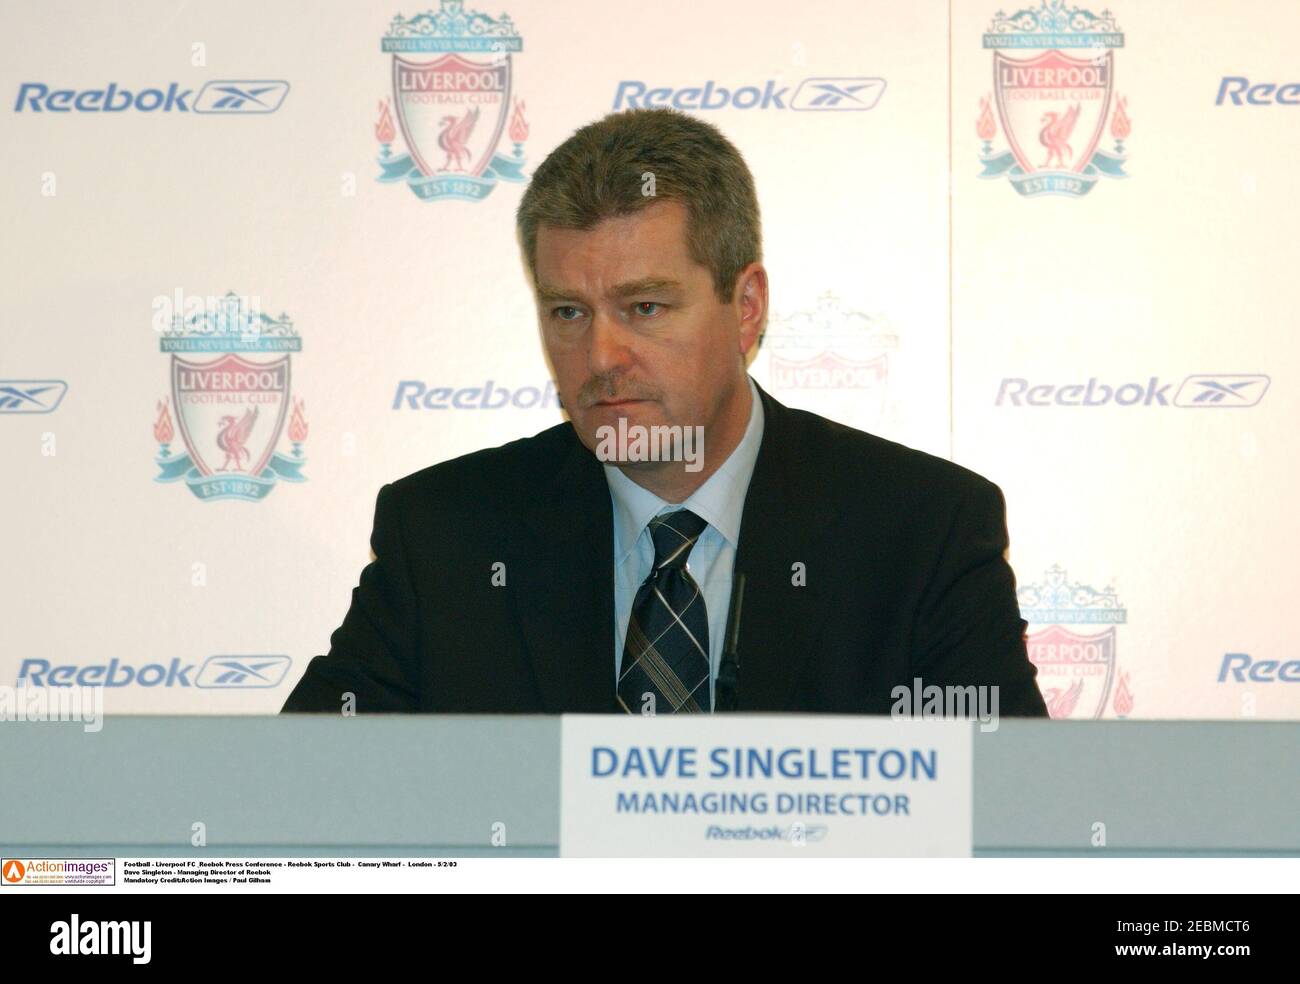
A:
[604, 375, 765, 710]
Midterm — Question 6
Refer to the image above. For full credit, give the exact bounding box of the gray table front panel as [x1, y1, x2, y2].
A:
[1, 718, 1294, 857]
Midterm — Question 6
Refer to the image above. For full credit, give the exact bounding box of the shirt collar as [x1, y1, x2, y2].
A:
[604, 374, 765, 564]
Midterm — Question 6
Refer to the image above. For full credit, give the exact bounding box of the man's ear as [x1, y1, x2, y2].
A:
[735, 263, 768, 357]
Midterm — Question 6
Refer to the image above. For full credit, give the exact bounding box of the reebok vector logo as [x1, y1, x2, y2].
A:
[14, 80, 289, 113]
[995, 374, 1270, 408]
[613, 77, 885, 112]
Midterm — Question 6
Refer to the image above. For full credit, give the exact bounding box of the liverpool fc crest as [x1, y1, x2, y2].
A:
[1019, 565, 1132, 719]
[977, 1, 1131, 197]
[375, 2, 529, 202]
[153, 292, 307, 502]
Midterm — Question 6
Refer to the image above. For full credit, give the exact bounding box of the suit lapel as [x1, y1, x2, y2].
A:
[512, 430, 617, 712]
[731, 381, 841, 711]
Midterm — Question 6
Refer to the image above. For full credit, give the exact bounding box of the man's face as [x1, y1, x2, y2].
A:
[532, 199, 763, 467]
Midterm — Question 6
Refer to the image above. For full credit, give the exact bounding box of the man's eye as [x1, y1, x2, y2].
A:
[552, 306, 582, 322]
[634, 302, 662, 316]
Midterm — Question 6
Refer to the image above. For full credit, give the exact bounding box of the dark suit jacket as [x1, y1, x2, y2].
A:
[282, 379, 1047, 716]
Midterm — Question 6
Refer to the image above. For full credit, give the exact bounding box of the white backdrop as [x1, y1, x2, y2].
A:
[2, 0, 1296, 719]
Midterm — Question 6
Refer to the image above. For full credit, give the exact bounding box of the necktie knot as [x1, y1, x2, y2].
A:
[648, 509, 708, 572]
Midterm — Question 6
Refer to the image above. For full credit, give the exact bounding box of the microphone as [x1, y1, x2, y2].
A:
[715, 573, 745, 712]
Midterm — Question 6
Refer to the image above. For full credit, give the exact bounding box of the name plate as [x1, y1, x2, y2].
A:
[560, 715, 972, 857]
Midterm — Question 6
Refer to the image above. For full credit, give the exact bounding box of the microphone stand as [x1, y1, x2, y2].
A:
[715, 573, 744, 712]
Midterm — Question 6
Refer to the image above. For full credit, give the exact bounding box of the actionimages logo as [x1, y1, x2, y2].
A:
[3, 859, 116, 888]
[14, 80, 289, 113]
[995, 374, 1270, 407]
[613, 78, 885, 112]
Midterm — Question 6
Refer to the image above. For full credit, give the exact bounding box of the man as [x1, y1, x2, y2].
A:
[282, 108, 1047, 717]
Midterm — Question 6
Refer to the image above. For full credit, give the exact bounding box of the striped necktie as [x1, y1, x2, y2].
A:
[617, 509, 711, 714]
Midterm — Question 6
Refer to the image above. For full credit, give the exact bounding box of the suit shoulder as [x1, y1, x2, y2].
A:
[383, 419, 577, 509]
[786, 403, 998, 505]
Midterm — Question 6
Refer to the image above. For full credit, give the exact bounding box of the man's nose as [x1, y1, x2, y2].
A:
[586, 309, 635, 377]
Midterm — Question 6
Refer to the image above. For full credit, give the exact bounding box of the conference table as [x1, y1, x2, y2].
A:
[2, 718, 1296, 857]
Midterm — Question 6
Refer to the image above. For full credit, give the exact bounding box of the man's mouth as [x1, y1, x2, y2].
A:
[592, 398, 648, 407]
